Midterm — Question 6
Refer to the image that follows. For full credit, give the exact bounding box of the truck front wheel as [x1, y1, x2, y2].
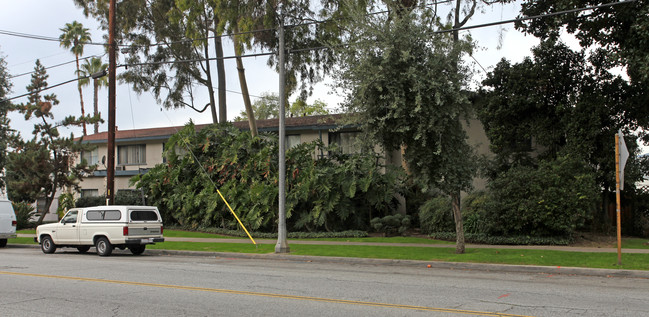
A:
[41, 236, 56, 254]
[95, 237, 113, 256]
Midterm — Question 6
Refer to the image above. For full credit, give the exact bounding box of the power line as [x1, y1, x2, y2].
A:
[3, 0, 638, 103]
[1, 76, 88, 103]
[118, 51, 275, 68]
[435, 0, 638, 34]
[0, 0, 636, 52]
[9, 54, 106, 79]
[119, 0, 638, 68]
[0, 29, 106, 46]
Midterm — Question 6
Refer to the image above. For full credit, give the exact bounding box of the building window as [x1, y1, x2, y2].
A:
[118, 144, 146, 165]
[81, 189, 99, 198]
[81, 148, 99, 166]
[329, 131, 362, 154]
[286, 135, 301, 149]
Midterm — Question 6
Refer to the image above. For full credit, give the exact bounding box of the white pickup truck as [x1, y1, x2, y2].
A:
[35, 205, 164, 256]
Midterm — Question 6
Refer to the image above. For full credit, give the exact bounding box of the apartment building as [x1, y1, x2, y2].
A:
[36, 113, 489, 223]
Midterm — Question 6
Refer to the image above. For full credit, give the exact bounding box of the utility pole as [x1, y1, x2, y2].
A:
[106, 0, 116, 205]
[275, 11, 289, 254]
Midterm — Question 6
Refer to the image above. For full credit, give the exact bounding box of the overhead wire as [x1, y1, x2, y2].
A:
[2, 0, 638, 103]
[1, 75, 89, 103]
[9, 53, 107, 79]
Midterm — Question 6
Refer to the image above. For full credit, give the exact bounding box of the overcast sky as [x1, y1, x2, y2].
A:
[0, 0, 542, 139]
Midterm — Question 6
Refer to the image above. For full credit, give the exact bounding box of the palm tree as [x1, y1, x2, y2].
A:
[59, 21, 91, 135]
[78, 57, 108, 134]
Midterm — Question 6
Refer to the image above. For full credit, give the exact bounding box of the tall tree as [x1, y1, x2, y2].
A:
[59, 21, 92, 136]
[74, 0, 223, 124]
[7, 60, 96, 224]
[516, 0, 649, 142]
[479, 40, 647, 228]
[78, 57, 108, 134]
[335, 4, 477, 253]
[0, 50, 13, 191]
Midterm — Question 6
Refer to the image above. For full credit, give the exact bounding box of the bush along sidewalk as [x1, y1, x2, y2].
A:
[429, 232, 573, 245]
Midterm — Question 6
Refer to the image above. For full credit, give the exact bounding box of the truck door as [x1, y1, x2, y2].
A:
[56, 210, 80, 244]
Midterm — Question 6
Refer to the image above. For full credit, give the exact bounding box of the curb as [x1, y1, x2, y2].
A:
[10, 243, 649, 279]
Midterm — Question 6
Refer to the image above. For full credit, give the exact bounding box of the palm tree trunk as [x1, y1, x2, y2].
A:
[75, 55, 87, 135]
[214, 19, 227, 124]
[203, 35, 218, 124]
[93, 79, 99, 134]
[233, 27, 257, 136]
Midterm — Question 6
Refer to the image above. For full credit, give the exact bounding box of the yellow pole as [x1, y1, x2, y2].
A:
[615, 134, 622, 266]
[216, 189, 257, 245]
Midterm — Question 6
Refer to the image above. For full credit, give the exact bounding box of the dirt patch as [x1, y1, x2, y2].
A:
[571, 233, 617, 248]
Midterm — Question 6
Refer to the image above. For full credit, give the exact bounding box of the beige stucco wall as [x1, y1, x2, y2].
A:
[463, 118, 492, 192]
[74, 141, 165, 198]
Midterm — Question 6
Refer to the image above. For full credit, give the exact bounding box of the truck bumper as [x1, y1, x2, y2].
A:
[125, 237, 164, 244]
[0, 233, 16, 239]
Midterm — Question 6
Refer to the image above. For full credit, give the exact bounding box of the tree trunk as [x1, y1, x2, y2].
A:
[75, 55, 87, 135]
[449, 0, 470, 255]
[203, 29, 217, 124]
[451, 191, 465, 254]
[36, 184, 57, 225]
[214, 19, 227, 124]
[93, 79, 99, 134]
[233, 27, 257, 136]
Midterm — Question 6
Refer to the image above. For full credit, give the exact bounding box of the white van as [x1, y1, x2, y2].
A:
[0, 199, 17, 248]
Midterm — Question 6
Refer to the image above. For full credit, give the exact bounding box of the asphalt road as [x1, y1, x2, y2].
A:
[1, 246, 648, 317]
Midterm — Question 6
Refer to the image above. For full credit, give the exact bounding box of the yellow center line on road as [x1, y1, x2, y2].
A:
[0, 271, 533, 317]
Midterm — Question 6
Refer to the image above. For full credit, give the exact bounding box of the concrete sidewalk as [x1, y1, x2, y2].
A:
[19, 234, 649, 253]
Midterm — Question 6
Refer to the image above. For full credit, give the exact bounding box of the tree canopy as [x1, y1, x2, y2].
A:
[234, 92, 329, 121]
[0, 51, 12, 191]
[7, 60, 96, 223]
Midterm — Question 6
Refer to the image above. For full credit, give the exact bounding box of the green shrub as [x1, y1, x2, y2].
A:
[418, 197, 453, 234]
[461, 191, 489, 234]
[134, 123, 405, 233]
[484, 155, 598, 237]
[370, 214, 411, 236]
[429, 232, 573, 245]
[57, 193, 75, 219]
[12, 201, 36, 230]
[115, 190, 146, 205]
[75, 196, 105, 207]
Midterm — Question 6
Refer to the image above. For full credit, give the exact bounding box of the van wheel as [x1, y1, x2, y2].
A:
[95, 237, 113, 256]
[129, 245, 146, 255]
[41, 236, 56, 254]
[0, 239, 7, 248]
[77, 246, 91, 254]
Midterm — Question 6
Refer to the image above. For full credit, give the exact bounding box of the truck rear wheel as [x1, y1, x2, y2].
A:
[41, 236, 56, 254]
[129, 245, 146, 255]
[95, 237, 113, 256]
[0, 239, 7, 248]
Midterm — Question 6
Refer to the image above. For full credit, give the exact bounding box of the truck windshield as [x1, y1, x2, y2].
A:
[61, 210, 78, 223]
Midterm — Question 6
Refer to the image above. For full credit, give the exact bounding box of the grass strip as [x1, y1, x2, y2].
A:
[147, 241, 649, 271]
[7, 237, 36, 244]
